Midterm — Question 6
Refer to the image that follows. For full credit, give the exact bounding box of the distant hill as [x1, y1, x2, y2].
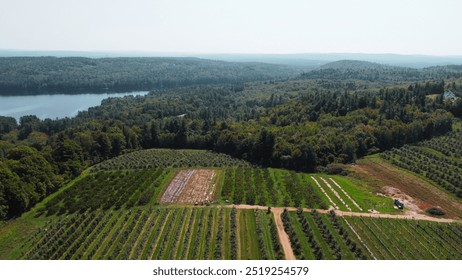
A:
[194, 53, 462, 68]
[3, 50, 462, 68]
[318, 60, 401, 70]
[301, 59, 462, 82]
[0, 57, 300, 95]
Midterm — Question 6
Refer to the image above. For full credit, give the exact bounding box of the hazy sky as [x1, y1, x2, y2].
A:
[1, 0, 461, 55]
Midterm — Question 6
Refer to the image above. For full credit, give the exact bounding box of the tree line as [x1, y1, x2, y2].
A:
[0, 73, 461, 219]
[0, 57, 298, 94]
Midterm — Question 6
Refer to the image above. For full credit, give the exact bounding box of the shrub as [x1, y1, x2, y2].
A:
[426, 207, 445, 216]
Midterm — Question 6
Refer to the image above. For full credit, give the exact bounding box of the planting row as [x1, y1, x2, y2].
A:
[221, 168, 327, 209]
[282, 209, 462, 260]
[92, 149, 251, 171]
[382, 144, 462, 197]
[418, 126, 462, 158]
[343, 216, 462, 259]
[39, 169, 167, 216]
[22, 207, 283, 260]
[282, 209, 369, 260]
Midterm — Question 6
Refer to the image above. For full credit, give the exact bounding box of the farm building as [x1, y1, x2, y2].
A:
[443, 90, 457, 101]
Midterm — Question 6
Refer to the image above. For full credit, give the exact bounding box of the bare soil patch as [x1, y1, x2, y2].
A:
[353, 158, 462, 219]
[160, 169, 216, 204]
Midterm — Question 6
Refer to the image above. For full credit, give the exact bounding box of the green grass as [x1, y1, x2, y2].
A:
[238, 209, 261, 260]
[255, 210, 283, 259]
[287, 212, 316, 259]
[318, 214, 356, 259]
[330, 174, 397, 213]
[306, 173, 397, 213]
[307, 175, 348, 211]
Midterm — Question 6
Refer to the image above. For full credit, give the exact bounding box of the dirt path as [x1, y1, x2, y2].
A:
[271, 208, 296, 260]
[333, 210, 457, 223]
[228, 204, 460, 223]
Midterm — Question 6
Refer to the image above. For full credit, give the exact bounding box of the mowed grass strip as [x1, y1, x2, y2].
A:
[255, 210, 281, 259]
[141, 210, 170, 259]
[128, 209, 158, 259]
[71, 210, 114, 259]
[167, 207, 193, 259]
[104, 210, 141, 260]
[159, 208, 187, 260]
[238, 209, 260, 260]
[222, 208, 232, 260]
[331, 173, 396, 213]
[308, 176, 347, 211]
[195, 208, 212, 259]
[187, 208, 205, 259]
[151, 208, 181, 259]
[287, 212, 316, 259]
[204, 208, 218, 259]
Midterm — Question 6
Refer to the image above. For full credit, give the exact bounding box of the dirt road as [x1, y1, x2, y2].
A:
[271, 207, 296, 260]
[230, 204, 459, 223]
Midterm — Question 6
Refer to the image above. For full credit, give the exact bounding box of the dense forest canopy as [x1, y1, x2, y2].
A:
[0, 57, 299, 94]
[1, 57, 462, 219]
[302, 60, 462, 83]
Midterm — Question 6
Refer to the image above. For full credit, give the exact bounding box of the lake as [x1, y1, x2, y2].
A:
[0, 91, 148, 121]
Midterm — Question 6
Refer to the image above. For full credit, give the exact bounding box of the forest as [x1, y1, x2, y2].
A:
[0, 57, 298, 94]
[1, 58, 462, 219]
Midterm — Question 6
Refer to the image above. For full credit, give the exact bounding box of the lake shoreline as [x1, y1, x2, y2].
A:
[0, 91, 149, 121]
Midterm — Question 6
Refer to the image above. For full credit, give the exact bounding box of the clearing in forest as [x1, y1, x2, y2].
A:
[160, 169, 217, 204]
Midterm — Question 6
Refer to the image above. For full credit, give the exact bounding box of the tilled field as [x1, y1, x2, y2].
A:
[160, 169, 216, 204]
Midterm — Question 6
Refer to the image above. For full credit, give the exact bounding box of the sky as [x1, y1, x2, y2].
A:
[0, 0, 461, 55]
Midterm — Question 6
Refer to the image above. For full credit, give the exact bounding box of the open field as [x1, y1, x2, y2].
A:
[306, 174, 396, 213]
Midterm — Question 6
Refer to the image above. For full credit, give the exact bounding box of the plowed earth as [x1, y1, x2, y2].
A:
[160, 169, 216, 204]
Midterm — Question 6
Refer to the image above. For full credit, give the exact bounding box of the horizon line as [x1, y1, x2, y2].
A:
[2, 48, 462, 58]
